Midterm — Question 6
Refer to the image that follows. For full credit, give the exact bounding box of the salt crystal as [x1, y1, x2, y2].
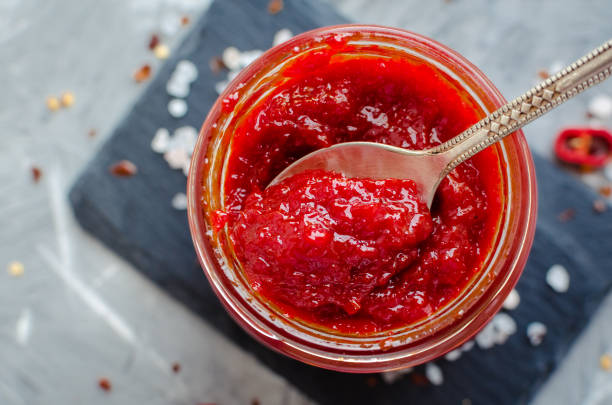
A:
[151, 128, 170, 153]
[605, 164, 612, 182]
[475, 322, 496, 349]
[171, 126, 198, 153]
[444, 349, 462, 362]
[227, 70, 239, 82]
[546, 264, 570, 293]
[526, 322, 547, 346]
[164, 148, 190, 169]
[503, 289, 521, 310]
[215, 80, 228, 95]
[171, 192, 188, 210]
[493, 313, 517, 344]
[425, 363, 443, 386]
[222, 46, 241, 71]
[168, 99, 188, 118]
[588, 95, 612, 120]
[182, 160, 191, 176]
[160, 13, 180, 36]
[175, 60, 198, 83]
[549, 61, 565, 75]
[238, 49, 264, 69]
[476, 313, 516, 349]
[273, 28, 293, 46]
[166, 78, 190, 98]
[381, 367, 413, 384]
[461, 340, 475, 352]
[15, 308, 32, 346]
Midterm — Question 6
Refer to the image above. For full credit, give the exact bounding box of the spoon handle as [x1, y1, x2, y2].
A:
[431, 38, 612, 177]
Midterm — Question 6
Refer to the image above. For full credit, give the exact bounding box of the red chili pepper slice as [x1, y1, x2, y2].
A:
[554, 127, 612, 168]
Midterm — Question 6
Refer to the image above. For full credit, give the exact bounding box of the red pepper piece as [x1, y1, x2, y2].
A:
[554, 127, 612, 168]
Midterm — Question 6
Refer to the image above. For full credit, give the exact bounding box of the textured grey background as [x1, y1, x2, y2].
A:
[1, 1, 611, 404]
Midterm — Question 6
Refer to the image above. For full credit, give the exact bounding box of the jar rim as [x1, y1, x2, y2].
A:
[187, 24, 537, 372]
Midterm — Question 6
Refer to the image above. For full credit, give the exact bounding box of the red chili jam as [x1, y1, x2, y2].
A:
[215, 47, 504, 334]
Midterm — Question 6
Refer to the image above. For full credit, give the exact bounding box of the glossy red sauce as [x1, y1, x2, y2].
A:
[215, 48, 504, 334]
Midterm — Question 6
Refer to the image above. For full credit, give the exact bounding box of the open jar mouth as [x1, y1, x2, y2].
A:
[187, 25, 537, 372]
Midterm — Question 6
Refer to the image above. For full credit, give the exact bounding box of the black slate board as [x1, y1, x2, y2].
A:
[69, 0, 612, 403]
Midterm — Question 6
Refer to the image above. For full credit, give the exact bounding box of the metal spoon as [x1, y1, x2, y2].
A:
[269, 39, 612, 208]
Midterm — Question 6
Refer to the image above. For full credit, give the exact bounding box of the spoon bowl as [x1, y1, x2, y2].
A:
[269, 38, 612, 207]
[270, 142, 450, 208]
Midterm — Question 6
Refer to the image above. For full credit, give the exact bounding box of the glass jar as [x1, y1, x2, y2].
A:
[187, 25, 537, 373]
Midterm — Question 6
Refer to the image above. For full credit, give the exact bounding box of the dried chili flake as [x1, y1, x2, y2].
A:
[110, 160, 138, 177]
[181, 16, 190, 26]
[599, 186, 612, 197]
[409, 372, 429, 386]
[148, 34, 160, 50]
[267, 0, 283, 14]
[31, 166, 42, 183]
[88, 128, 97, 138]
[365, 376, 378, 387]
[558, 208, 575, 222]
[593, 199, 607, 213]
[209, 56, 226, 74]
[133, 64, 152, 83]
[171, 362, 181, 373]
[537, 69, 549, 79]
[98, 378, 112, 391]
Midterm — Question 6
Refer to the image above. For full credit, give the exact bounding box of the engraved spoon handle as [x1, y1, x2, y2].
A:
[431, 39, 612, 178]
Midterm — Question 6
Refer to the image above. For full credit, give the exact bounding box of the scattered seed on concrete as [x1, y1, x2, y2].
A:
[60, 91, 75, 107]
[46, 96, 61, 111]
[154, 44, 170, 60]
[601, 354, 612, 371]
[7, 261, 24, 277]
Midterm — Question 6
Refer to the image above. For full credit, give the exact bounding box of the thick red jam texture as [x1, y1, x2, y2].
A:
[217, 50, 503, 334]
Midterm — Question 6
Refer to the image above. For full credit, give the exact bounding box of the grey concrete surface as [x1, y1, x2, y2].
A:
[1, 0, 611, 404]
